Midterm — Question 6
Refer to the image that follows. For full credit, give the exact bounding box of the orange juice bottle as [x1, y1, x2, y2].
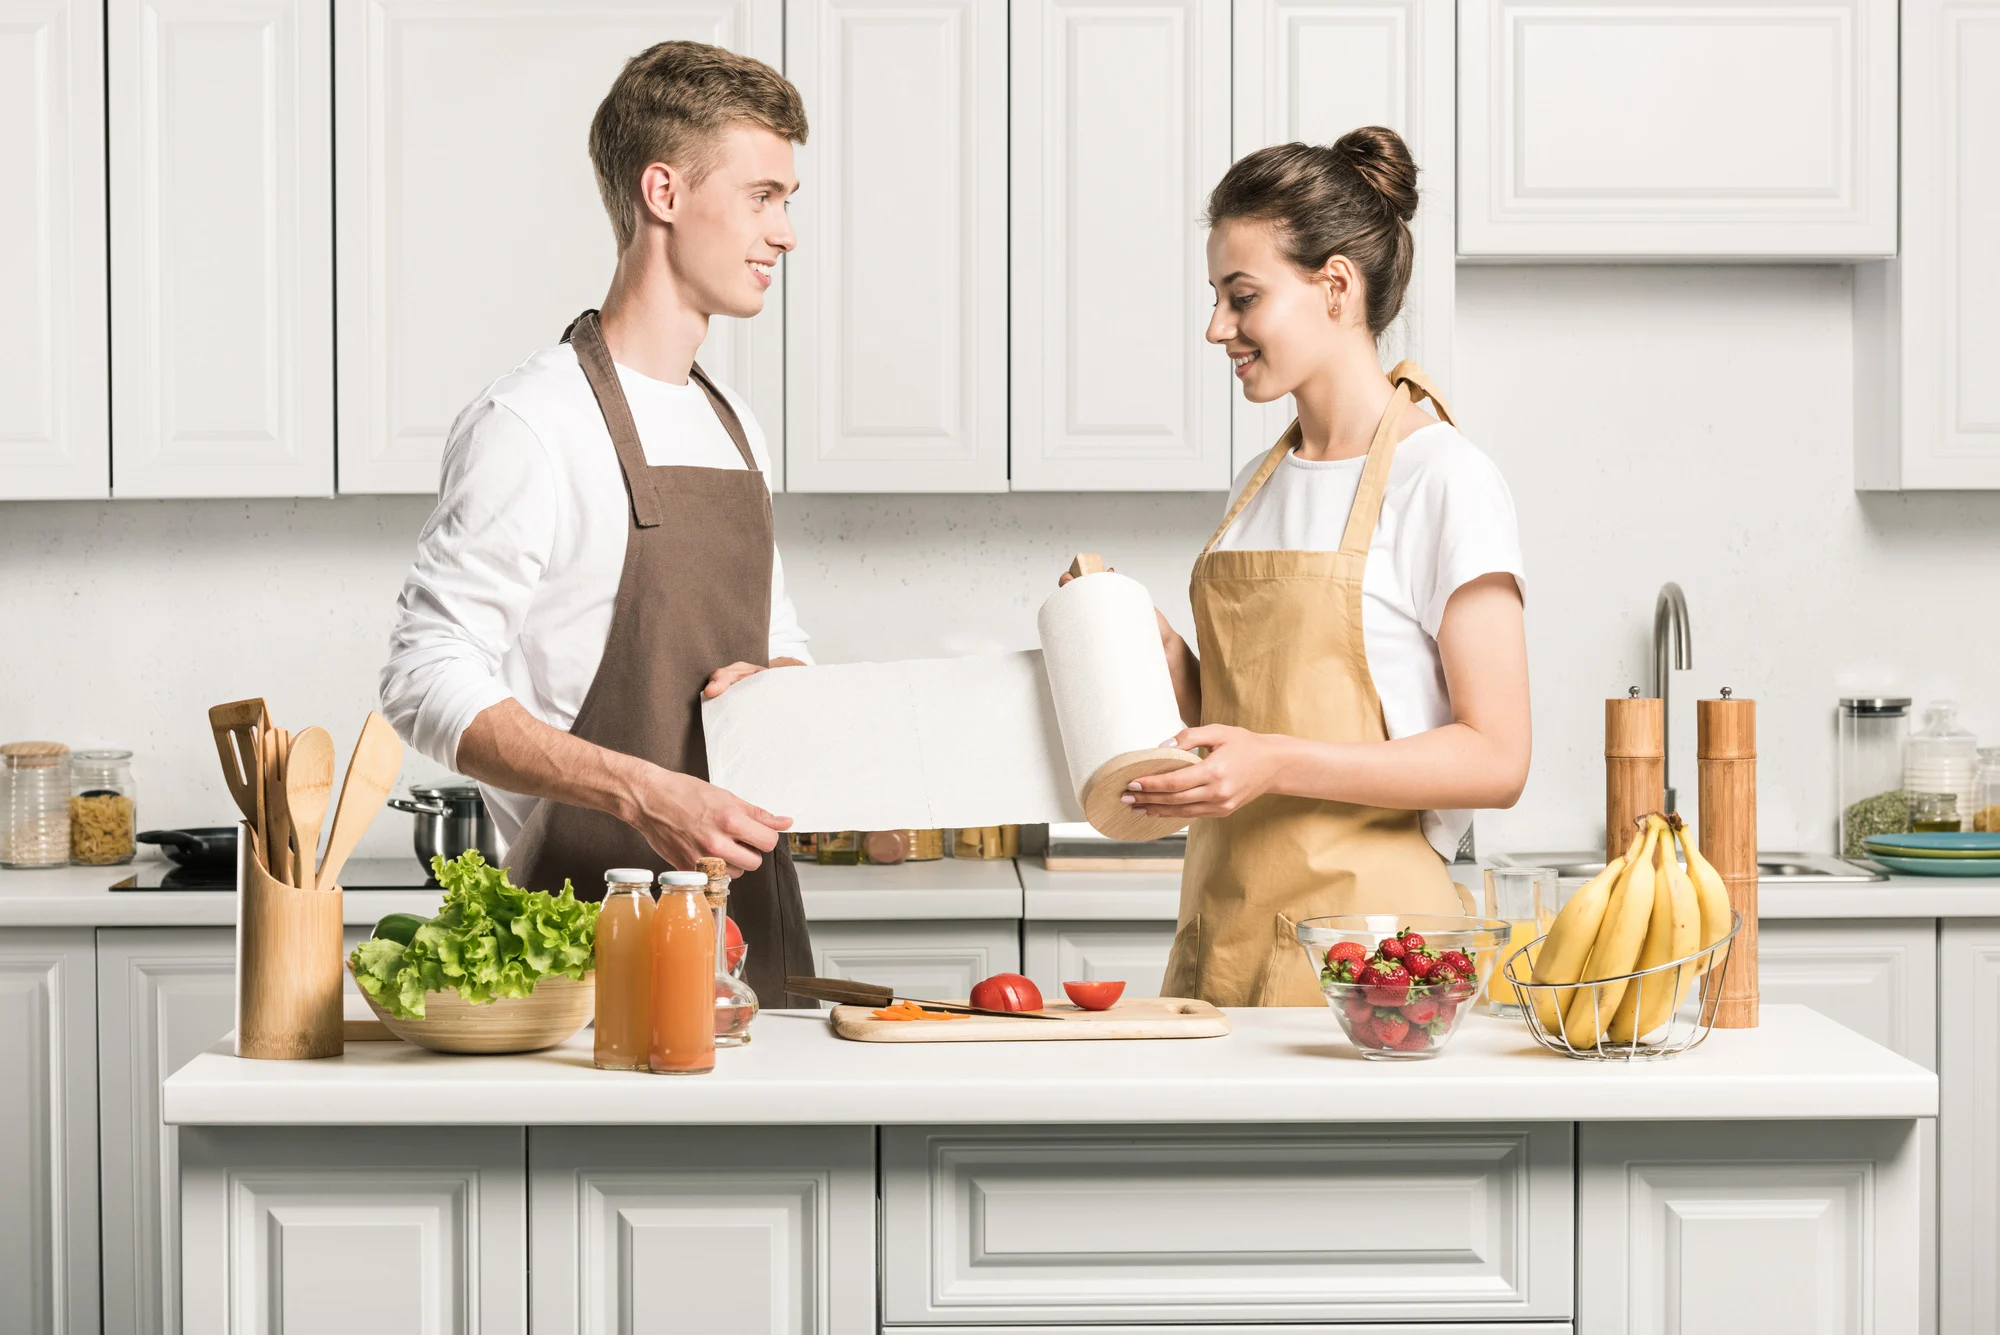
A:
[593, 869, 654, 1070]
[650, 872, 716, 1075]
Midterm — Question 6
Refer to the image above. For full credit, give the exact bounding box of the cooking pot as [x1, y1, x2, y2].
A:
[136, 826, 238, 871]
[387, 782, 504, 876]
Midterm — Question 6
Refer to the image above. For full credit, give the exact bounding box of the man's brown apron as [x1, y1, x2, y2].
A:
[507, 309, 813, 1008]
[1161, 361, 1467, 1007]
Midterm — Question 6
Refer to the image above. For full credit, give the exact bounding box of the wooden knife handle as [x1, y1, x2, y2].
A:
[786, 976, 894, 1008]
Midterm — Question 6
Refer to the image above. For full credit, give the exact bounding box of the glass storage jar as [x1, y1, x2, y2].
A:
[1975, 749, 2000, 833]
[1905, 700, 1979, 836]
[69, 750, 136, 865]
[2, 742, 73, 868]
[1911, 791, 1964, 833]
[1838, 698, 1911, 858]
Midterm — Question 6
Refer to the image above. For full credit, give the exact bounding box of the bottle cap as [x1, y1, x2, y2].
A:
[659, 871, 708, 887]
[604, 868, 653, 884]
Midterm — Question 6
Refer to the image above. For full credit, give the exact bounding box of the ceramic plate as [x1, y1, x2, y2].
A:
[1869, 852, 2000, 877]
[1863, 832, 2000, 859]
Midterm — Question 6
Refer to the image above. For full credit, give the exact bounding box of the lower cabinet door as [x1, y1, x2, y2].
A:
[1758, 918, 1938, 1067]
[528, 1125, 875, 1335]
[179, 1126, 526, 1335]
[96, 928, 235, 1335]
[882, 1122, 1574, 1324]
[1022, 922, 1176, 999]
[1578, 1119, 1923, 1333]
[1940, 921, 2000, 1334]
[809, 920, 1018, 1001]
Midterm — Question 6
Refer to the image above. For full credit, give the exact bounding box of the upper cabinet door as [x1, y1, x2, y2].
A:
[1010, 0, 1232, 492]
[1855, 0, 2000, 490]
[109, 0, 334, 497]
[1231, 0, 1454, 475]
[333, 0, 784, 495]
[0, 0, 107, 500]
[1458, 0, 1898, 259]
[784, 0, 1007, 493]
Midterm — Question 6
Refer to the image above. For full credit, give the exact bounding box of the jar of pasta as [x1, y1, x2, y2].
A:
[70, 750, 136, 865]
[2, 742, 72, 868]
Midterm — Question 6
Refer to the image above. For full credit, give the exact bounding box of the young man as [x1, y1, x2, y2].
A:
[379, 41, 814, 1005]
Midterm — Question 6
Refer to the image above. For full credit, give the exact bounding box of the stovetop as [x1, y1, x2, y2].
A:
[108, 857, 439, 892]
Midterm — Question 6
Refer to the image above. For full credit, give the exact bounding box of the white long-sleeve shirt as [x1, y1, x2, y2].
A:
[379, 341, 810, 842]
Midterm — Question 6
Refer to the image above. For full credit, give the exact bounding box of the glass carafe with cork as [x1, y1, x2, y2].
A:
[593, 869, 654, 1071]
[698, 857, 758, 1046]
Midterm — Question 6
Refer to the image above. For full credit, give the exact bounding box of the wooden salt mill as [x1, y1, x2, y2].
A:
[1699, 690, 1758, 1028]
[1605, 689, 1665, 861]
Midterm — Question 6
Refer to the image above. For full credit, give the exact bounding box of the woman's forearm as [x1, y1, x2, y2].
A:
[1164, 629, 1202, 729]
[1269, 723, 1529, 812]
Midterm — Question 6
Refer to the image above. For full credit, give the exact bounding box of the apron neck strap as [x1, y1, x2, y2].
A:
[687, 361, 758, 471]
[1199, 419, 1300, 556]
[1336, 360, 1456, 557]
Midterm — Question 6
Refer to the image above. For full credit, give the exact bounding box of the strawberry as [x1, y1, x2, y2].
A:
[1394, 1026, 1433, 1052]
[1435, 997, 1460, 1025]
[1401, 995, 1440, 1025]
[1341, 990, 1375, 1026]
[1377, 935, 1408, 963]
[1360, 961, 1411, 1006]
[1370, 1011, 1411, 1046]
[1325, 940, 1367, 971]
[1350, 1017, 1387, 1048]
[1404, 951, 1438, 981]
[1437, 949, 1475, 977]
[1399, 928, 1427, 952]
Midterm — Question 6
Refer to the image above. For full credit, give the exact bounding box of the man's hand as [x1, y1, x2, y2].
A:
[628, 766, 793, 874]
[1123, 725, 1294, 820]
[702, 657, 806, 700]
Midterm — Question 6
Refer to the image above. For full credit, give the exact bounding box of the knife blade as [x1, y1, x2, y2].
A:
[787, 974, 1066, 1019]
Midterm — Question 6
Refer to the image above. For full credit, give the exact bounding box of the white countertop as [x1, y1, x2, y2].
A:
[162, 1003, 1933, 1127]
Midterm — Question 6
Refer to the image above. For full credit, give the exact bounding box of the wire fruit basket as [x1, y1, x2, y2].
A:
[1501, 911, 1743, 1061]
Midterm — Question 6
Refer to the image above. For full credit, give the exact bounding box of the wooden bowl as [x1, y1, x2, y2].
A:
[350, 966, 594, 1054]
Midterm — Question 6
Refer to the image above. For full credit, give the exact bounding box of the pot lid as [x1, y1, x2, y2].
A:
[405, 780, 484, 800]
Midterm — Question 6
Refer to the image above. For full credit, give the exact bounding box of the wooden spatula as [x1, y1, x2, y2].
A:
[208, 698, 269, 840]
[285, 727, 336, 892]
[315, 711, 403, 893]
[263, 727, 293, 886]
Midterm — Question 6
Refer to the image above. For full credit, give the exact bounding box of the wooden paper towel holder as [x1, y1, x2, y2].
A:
[1067, 552, 1200, 840]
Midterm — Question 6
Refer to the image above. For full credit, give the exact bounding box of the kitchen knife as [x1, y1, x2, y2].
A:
[787, 975, 1066, 1019]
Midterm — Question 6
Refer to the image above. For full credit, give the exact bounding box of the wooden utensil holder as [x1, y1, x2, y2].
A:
[1605, 695, 1665, 861]
[236, 821, 344, 1059]
[1699, 696, 1758, 1029]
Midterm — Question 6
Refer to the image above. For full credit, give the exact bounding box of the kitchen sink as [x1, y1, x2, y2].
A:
[1489, 850, 1885, 884]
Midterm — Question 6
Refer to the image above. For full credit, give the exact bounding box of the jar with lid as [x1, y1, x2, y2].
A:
[70, 749, 136, 865]
[2, 742, 72, 868]
[1975, 749, 2000, 833]
[814, 830, 860, 865]
[593, 868, 654, 1071]
[1838, 699, 1911, 858]
[1905, 700, 1978, 835]
[1911, 791, 1964, 833]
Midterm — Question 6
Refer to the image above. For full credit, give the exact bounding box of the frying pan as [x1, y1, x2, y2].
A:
[136, 827, 238, 872]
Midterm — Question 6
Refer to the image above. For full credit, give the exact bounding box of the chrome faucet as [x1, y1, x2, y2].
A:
[1653, 583, 1693, 814]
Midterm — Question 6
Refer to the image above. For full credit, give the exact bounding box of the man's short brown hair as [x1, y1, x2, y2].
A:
[588, 40, 809, 251]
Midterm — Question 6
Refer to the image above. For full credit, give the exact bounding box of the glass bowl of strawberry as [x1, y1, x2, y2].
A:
[1297, 916, 1509, 1060]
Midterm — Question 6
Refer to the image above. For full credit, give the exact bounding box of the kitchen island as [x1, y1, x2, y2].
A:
[163, 1004, 1931, 1334]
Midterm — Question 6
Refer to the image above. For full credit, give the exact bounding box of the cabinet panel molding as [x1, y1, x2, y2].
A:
[785, 0, 1007, 492]
[1022, 921, 1175, 999]
[333, 0, 784, 494]
[109, 0, 334, 497]
[1459, 0, 1898, 258]
[810, 920, 1018, 1002]
[1756, 918, 1937, 1069]
[1230, 0, 1454, 473]
[1010, 0, 1233, 491]
[0, 0, 108, 499]
[883, 1122, 1574, 1323]
[1939, 922, 2000, 1332]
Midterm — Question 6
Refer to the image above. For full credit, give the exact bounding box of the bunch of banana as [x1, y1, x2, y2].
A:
[1525, 811, 1734, 1049]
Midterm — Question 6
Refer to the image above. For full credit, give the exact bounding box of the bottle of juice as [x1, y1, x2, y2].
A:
[698, 856, 758, 1046]
[593, 869, 654, 1070]
[650, 872, 716, 1075]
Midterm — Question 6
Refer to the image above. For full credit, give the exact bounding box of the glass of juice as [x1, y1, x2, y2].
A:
[650, 872, 717, 1075]
[593, 869, 654, 1070]
[1480, 866, 1557, 1018]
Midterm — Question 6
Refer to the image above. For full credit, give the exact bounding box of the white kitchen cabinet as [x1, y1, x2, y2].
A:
[1854, 0, 2000, 490]
[1939, 921, 2000, 1333]
[180, 1125, 527, 1335]
[333, 0, 784, 494]
[1757, 917, 1937, 1068]
[1230, 0, 1455, 473]
[1022, 921, 1175, 999]
[784, 0, 1006, 493]
[528, 1125, 875, 1334]
[1009, 0, 1233, 491]
[0, 929, 99, 1335]
[96, 929, 234, 1335]
[108, 0, 334, 498]
[1458, 0, 1898, 259]
[809, 920, 1017, 1001]
[0, 0, 108, 500]
[1579, 1119, 1922, 1332]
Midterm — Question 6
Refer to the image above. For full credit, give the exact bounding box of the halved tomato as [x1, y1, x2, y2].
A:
[969, 972, 1044, 1012]
[1062, 980, 1126, 1011]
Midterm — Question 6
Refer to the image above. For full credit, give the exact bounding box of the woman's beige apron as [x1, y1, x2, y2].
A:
[1161, 361, 1465, 1007]
[508, 310, 813, 1008]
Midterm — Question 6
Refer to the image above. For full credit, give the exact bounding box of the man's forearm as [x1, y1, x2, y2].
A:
[454, 697, 649, 825]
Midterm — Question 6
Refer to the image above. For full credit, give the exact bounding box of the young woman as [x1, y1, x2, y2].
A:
[1131, 127, 1531, 1007]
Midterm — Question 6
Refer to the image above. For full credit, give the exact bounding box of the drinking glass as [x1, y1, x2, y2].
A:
[1481, 866, 1557, 1017]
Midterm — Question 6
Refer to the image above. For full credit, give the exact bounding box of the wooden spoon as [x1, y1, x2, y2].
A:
[284, 727, 336, 892]
[315, 711, 403, 893]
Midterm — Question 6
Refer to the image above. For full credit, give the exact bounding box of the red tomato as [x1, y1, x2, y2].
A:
[969, 972, 1044, 1012]
[1062, 980, 1126, 1011]
[725, 916, 745, 971]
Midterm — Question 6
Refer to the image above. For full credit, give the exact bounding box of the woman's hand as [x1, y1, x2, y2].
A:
[1123, 725, 1295, 819]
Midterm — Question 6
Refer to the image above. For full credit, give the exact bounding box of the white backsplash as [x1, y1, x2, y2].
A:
[5, 265, 1998, 863]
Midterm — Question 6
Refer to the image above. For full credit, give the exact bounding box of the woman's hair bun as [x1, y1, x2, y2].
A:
[1332, 126, 1418, 224]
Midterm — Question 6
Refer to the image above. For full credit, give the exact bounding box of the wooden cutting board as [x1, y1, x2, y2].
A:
[830, 995, 1229, 1042]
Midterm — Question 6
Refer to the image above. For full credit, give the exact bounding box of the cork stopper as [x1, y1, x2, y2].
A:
[696, 856, 729, 907]
[1, 741, 71, 768]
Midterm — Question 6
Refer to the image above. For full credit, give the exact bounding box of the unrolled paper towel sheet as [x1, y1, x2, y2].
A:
[702, 571, 1186, 835]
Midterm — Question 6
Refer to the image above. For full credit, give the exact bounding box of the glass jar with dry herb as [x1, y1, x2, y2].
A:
[69, 750, 136, 865]
[2, 742, 72, 868]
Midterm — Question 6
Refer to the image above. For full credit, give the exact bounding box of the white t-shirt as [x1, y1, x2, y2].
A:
[379, 342, 811, 844]
[1214, 422, 1525, 858]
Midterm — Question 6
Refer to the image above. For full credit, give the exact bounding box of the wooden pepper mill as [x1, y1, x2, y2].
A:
[1699, 690, 1758, 1028]
[1605, 690, 1665, 861]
